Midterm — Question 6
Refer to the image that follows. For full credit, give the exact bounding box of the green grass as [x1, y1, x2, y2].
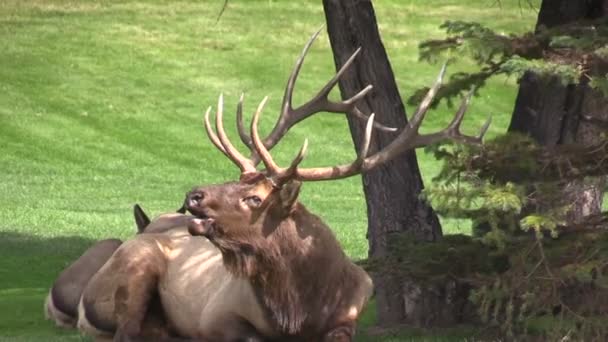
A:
[0, 0, 539, 340]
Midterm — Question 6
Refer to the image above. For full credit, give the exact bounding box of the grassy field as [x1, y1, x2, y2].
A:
[0, 0, 539, 340]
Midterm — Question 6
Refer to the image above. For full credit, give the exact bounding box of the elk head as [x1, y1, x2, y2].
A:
[186, 174, 303, 274]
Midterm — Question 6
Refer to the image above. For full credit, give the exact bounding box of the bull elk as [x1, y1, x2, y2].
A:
[184, 30, 490, 341]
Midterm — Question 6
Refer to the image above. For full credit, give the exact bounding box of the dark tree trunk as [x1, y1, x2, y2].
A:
[508, 0, 608, 223]
[322, 0, 460, 327]
[535, 0, 608, 29]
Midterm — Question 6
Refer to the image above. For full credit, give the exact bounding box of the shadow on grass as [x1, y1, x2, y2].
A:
[0, 231, 97, 289]
[0, 231, 97, 339]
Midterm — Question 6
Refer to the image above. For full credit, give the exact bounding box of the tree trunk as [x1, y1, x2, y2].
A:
[323, 0, 452, 326]
[508, 0, 608, 223]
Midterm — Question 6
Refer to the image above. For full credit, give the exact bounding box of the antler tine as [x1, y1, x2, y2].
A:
[478, 115, 492, 139]
[280, 28, 323, 120]
[213, 94, 256, 173]
[408, 63, 447, 131]
[288, 139, 309, 171]
[464, 88, 491, 140]
[250, 96, 281, 176]
[409, 88, 491, 148]
[447, 88, 473, 131]
[358, 113, 375, 161]
[276, 139, 309, 185]
[357, 66, 489, 170]
[301, 47, 362, 113]
[236, 93, 252, 148]
[203, 106, 228, 156]
[290, 113, 377, 182]
[250, 97, 317, 185]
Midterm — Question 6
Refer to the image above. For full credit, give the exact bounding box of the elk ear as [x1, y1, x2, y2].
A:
[277, 180, 301, 212]
[133, 204, 151, 233]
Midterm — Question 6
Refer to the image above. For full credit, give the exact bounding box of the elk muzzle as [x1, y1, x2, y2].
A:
[185, 189, 216, 237]
[185, 190, 206, 211]
[185, 189, 213, 218]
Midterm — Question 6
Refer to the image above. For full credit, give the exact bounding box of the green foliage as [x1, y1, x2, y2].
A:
[424, 134, 579, 240]
[415, 6, 608, 340]
[520, 212, 566, 238]
[500, 55, 580, 84]
[484, 182, 524, 214]
[468, 232, 608, 340]
[412, 18, 608, 106]
[540, 17, 608, 51]
[424, 132, 608, 338]
[420, 20, 511, 65]
[520, 215, 556, 236]
[595, 46, 608, 59]
[590, 73, 608, 98]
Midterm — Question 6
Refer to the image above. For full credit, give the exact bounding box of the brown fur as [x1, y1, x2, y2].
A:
[77, 214, 191, 339]
[45, 238, 123, 328]
[79, 232, 174, 338]
[77, 211, 272, 341]
[186, 176, 374, 341]
[45, 204, 180, 328]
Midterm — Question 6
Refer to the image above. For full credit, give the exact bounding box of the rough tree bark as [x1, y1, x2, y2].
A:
[509, 0, 608, 222]
[322, 0, 467, 327]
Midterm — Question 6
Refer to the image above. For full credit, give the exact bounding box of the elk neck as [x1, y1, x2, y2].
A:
[223, 202, 362, 336]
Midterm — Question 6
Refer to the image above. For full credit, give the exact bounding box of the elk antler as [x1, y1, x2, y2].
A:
[246, 64, 491, 184]
[204, 94, 257, 173]
[234, 28, 396, 165]
[202, 31, 491, 185]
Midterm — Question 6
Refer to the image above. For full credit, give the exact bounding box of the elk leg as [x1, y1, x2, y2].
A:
[112, 239, 169, 338]
[79, 237, 169, 338]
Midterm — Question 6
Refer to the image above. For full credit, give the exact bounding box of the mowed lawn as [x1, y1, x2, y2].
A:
[0, 0, 538, 340]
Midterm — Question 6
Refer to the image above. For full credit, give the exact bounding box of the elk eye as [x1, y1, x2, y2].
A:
[243, 195, 262, 207]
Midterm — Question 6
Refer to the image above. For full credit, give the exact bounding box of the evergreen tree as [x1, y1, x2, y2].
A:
[410, 0, 608, 338]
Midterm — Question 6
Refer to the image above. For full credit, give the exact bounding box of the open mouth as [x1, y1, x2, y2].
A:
[187, 216, 216, 237]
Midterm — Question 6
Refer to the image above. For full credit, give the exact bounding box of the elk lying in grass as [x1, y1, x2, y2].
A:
[183, 30, 490, 340]
[44, 205, 184, 329]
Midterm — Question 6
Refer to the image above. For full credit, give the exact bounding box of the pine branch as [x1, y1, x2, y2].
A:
[559, 211, 608, 234]
[407, 64, 501, 108]
[413, 18, 608, 105]
[470, 139, 608, 183]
